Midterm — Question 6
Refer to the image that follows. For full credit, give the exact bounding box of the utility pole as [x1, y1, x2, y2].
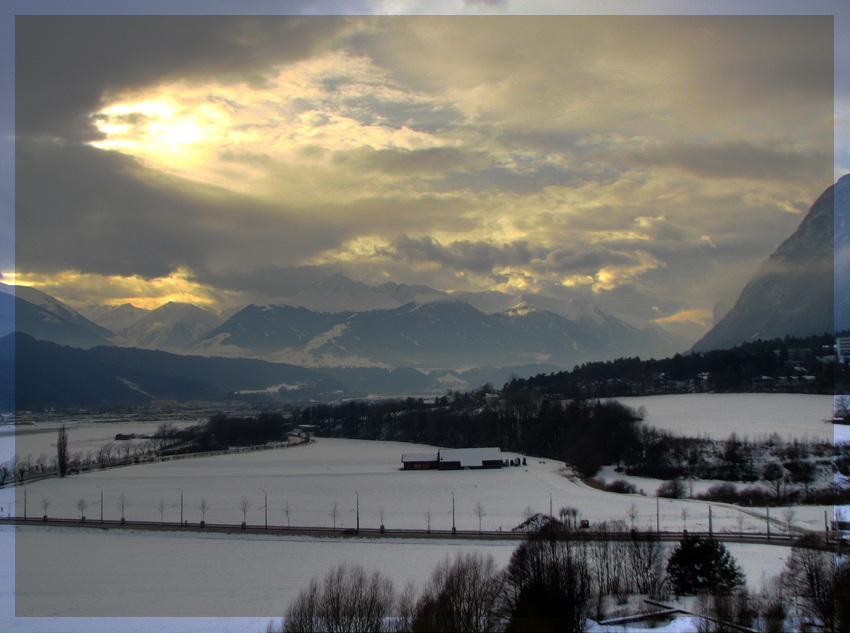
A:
[708, 506, 713, 535]
[98, 486, 103, 523]
[23, 488, 26, 520]
[263, 490, 268, 530]
[825, 510, 829, 542]
[656, 498, 660, 533]
[356, 492, 360, 532]
[766, 506, 770, 539]
[549, 492, 553, 517]
[178, 488, 183, 525]
[451, 492, 456, 533]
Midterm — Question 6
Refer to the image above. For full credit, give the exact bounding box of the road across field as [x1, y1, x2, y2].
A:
[3, 516, 841, 550]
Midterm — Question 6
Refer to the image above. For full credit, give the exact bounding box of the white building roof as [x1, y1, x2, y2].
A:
[402, 452, 439, 462]
[438, 447, 503, 468]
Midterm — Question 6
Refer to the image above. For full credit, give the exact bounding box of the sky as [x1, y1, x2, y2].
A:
[3, 1, 848, 341]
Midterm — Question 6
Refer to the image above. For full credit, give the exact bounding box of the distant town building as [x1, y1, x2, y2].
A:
[402, 447, 504, 470]
[293, 424, 319, 440]
[837, 337, 850, 363]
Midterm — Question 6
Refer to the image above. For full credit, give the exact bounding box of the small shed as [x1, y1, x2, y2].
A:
[402, 452, 439, 470]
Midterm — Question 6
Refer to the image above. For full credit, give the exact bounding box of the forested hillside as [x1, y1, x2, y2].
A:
[502, 333, 842, 399]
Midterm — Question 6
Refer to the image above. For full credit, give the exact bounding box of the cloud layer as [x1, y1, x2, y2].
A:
[13, 14, 834, 338]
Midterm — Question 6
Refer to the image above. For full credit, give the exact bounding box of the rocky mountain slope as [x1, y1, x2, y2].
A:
[692, 175, 845, 351]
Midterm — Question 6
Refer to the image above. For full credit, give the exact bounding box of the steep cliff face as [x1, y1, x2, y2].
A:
[692, 176, 846, 352]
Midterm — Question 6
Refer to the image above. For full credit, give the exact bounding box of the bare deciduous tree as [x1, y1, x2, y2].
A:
[781, 508, 796, 535]
[158, 499, 166, 524]
[330, 501, 339, 531]
[76, 497, 88, 519]
[782, 536, 835, 628]
[274, 562, 396, 633]
[199, 498, 209, 523]
[559, 506, 579, 530]
[240, 497, 251, 525]
[473, 502, 486, 534]
[283, 501, 291, 529]
[505, 532, 592, 632]
[412, 551, 505, 633]
[117, 493, 128, 521]
[627, 502, 638, 530]
[40, 498, 50, 517]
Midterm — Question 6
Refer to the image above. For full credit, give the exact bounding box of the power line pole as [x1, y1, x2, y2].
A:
[356, 492, 360, 532]
[766, 506, 770, 539]
[451, 492, 456, 533]
[263, 489, 268, 530]
[656, 498, 660, 533]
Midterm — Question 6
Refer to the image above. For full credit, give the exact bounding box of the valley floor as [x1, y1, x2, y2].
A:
[1, 393, 846, 632]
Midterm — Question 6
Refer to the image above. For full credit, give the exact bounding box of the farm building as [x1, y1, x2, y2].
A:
[400, 452, 439, 470]
[402, 447, 504, 470]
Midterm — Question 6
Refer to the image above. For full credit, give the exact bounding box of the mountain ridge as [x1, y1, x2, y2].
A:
[692, 176, 844, 352]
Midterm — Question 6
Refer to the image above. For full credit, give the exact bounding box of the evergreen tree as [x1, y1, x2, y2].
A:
[666, 535, 745, 595]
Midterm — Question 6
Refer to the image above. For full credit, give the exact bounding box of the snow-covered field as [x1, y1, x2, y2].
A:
[0, 418, 197, 463]
[6, 437, 833, 534]
[1, 393, 844, 633]
[617, 393, 841, 442]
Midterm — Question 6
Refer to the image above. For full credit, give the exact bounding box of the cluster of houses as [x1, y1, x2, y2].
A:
[401, 447, 525, 470]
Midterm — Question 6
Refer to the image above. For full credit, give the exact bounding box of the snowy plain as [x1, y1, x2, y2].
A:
[617, 393, 840, 442]
[1, 393, 846, 633]
[0, 418, 197, 463]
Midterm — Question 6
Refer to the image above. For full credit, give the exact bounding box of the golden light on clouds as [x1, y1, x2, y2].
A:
[5, 268, 230, 311]
[652, 309, 714, 327]
[87, 51, 456, 204]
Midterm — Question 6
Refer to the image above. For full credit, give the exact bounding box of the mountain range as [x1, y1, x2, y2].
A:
[3, 275, 690, 371]
[3, 175, 844, 409]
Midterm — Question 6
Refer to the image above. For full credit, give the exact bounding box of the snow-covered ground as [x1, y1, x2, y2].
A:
[6, 437, 833, 534]
[0, 436, 822, 631]
[617, 393, 840, 442]
[1, 393, 844, 632]
[0, 418, 198, 463]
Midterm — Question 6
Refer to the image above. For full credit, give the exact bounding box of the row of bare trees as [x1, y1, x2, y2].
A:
[269, 526, 671, 633]
[270, 527, 850, 633]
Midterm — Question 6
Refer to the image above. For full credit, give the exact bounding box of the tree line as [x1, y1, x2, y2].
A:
[502, 332, 843, 398]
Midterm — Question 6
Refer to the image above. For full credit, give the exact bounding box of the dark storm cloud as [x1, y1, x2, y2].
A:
[630, 141, 830, 181]
[378, 235, 659, 281]
[193, 264, 341, 299]
[15, 15, 351, 141]
[14, 139, 350, 279]
[379, 235, 547, 273]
